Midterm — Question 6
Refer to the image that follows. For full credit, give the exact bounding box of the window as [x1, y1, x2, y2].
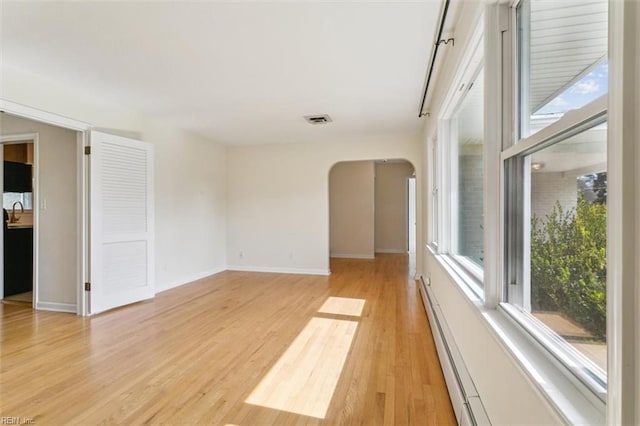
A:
[518, 0, 608, 138]
[451, 69, 484, 269]
[529, 133, 606, 373]
[430, 139, 439, 248]
[3, 192, 33, 210]
[503, 0, 608, 398]
[435, 19, 485, 293]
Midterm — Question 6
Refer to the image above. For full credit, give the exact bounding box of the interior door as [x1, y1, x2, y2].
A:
[89, 131, 154, 314]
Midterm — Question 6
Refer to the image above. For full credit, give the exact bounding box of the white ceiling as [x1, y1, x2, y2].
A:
[1, 1, 442, 145]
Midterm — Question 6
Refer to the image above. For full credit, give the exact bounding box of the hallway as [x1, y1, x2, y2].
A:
[0, 254, 454, 425]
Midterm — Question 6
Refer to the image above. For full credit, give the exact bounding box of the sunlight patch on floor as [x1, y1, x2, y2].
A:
[245, 317, 358, 418]
[317, 296, 365, 317]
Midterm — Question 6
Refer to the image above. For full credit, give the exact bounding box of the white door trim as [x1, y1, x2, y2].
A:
[1, 98, 91, 316]
[0, 100, 90, 131]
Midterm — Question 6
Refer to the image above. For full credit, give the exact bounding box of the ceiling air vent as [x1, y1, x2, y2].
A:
[304, 114, 332, 125]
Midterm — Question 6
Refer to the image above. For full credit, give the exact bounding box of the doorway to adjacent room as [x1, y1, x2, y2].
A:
[1, 137, 36, 306]
[328, 159, 417, 276]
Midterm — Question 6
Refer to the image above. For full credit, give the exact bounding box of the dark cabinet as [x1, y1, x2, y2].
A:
[3, 227, 33, 297]
[4, 161, 33, 193]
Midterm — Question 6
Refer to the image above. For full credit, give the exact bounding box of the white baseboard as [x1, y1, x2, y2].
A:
[156, 266, 226, 293]
[330, 253, 375, 259]
[36, 301, 77, 313]
[375, 248, 408, 254]
[227, 265, 331, 276]
[419, 277, 490, 425]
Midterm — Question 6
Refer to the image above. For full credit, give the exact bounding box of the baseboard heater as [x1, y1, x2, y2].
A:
[419, 276, 491, 426]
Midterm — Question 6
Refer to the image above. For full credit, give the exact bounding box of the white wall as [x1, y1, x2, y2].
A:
[374, 161, 414, 253]
[145, 118, 227, 291]
[329, 161, 375, 259]
[1, 65, 227, 297]
[0, 114, 78, 306]
[226, 137, 422, 275]
[420, 1, 565, 424]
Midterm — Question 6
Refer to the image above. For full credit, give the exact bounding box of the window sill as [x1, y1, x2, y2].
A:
[439, 253, 484, 301]
[500, 304, 607, 401]
[427, 247, 605, 425]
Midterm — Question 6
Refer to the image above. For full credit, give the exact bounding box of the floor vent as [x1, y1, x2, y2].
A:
[304, 114, 332, 125]
[419, 276, 492, 426]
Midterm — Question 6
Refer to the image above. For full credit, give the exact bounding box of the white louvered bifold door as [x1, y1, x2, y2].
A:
[90, 131, 154, 314]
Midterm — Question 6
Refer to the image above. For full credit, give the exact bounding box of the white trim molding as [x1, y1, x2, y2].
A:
[156, 267, 227, 293]
[226, 266, 331, 276]
[36, 301, 77, 313]
[483, 1, 506, 309]
[330, 253, 375, 259]
[607, 1, 640, 424]
[374, 249, 407, 254]
[0, 99, 91, 131]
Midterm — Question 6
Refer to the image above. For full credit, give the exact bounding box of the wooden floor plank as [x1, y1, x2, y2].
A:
[0, 254, 455, 425]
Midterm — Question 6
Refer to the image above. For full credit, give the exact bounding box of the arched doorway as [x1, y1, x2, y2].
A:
[328, 159, 417, 274]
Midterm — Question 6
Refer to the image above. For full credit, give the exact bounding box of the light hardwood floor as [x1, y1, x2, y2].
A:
[0, 254, 455, 425]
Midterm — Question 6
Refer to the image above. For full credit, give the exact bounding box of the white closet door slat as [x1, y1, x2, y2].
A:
[90, 131, 154, 314]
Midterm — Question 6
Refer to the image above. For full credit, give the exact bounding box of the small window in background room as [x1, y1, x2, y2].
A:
[3, 192, 33, 211]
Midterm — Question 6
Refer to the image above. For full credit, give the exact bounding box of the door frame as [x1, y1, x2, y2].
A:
[0, 99, 91, 316]
[0, 133, 39, 308]
[407, 175, 417, 253]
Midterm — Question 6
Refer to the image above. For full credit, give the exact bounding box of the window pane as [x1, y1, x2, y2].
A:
[3, 192, 32, 210]
[454, 69, 484, 267]
[528, 122, 607, 372]
[431, 142, 438, 246]
[519, 0, 608, 138]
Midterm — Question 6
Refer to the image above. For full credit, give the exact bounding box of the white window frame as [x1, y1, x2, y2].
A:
[428, 136, 439, 250]
[501, 0, 608, 403]
[605, 2, 640, 424]
[436, 14, 485, 296]
[501, 99, 608, 401]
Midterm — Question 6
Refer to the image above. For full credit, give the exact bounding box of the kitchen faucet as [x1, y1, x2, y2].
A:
[10, 201, 24, 223]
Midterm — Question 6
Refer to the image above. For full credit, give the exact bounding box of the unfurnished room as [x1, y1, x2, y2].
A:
[1, 1, 639, 425]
